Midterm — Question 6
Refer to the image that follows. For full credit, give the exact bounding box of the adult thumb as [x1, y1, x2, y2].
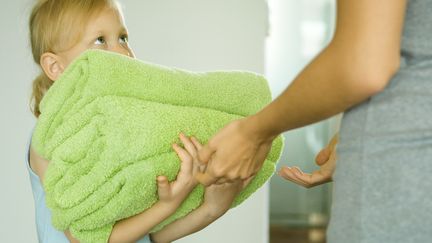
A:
[198, 144, 216, 165]
[315, 148, 330, 166]
[195, 172, 218, 186]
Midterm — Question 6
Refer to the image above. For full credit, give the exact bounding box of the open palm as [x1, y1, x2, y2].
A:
[278, 133, 338, 188]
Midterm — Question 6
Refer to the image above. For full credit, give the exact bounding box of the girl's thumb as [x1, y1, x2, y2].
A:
[157, 176, 170, 197]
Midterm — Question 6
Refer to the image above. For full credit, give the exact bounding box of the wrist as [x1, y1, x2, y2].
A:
[155, 200, 179, 215]
[177, 182, 197, 204]
[243, 113, 278, 143]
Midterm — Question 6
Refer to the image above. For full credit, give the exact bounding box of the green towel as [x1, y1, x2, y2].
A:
[32, 49, 284, 243]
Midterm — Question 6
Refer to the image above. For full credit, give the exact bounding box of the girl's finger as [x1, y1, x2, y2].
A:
[172, 143, 192, 162]
[173, 143, 193, 172]
[190, 136, 204, 150]
[198, 164, 207, 173]
[179, 133, 198, 157]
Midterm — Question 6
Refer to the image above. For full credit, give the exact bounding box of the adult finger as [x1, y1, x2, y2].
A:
[197, 143, 216, 165]
[329, 134, 339, 148]
[315, 148, 330, 166]
[196, 171, 219, 186]
[278, 167, 309, 188]
[291, 167, 328, 187]
[290, 166, 316, 185]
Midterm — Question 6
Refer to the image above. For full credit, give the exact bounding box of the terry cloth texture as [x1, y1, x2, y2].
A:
[32, 49, 284, 243]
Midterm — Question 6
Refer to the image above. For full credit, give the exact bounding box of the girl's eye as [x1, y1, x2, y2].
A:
[119, 35, 128, 44]
[94, 36, 106, 45]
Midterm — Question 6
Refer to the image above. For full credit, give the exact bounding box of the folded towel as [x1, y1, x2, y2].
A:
[32, 49, 284, 243]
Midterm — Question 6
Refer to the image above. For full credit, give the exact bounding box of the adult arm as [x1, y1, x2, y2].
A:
[197, 0, 407, 185]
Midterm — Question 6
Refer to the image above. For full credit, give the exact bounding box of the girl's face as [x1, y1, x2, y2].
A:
[59, 6, 135, 67]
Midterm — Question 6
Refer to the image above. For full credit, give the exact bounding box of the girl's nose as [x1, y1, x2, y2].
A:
[111, 44, 133, 57]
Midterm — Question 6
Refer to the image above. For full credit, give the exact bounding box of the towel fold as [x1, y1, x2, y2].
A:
[32, 49, 284, 243]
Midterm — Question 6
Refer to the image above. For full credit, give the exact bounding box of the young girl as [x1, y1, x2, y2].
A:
[27, 0, 247, 242]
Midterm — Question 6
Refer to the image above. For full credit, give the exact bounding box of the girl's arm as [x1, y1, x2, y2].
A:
[150, 181, 244, 243]
[31, 135, 200, 243]
[196, 0, 408, 185]
[107, 139, 200, 243]
[64, 178, 189, 243]
[150, 137, 249, 243]
[65, 200, 179, 243]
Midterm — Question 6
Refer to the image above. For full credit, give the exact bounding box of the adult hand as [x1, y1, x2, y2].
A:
[278, 133, 338, 188]
[196, 116, 275, 186]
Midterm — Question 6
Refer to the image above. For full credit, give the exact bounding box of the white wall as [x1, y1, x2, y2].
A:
[0, 1, 40, 242]
[0, 0, 270, 242]
[266, 0, 338, 226]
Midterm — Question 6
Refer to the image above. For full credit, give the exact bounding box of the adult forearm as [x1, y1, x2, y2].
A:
[250, 43, 398, 140]
[150, 204, 220, 243]
[108, 201, 177, 243]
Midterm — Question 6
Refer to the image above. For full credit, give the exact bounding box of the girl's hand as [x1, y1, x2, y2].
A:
[278, 133, 338, 188]
[157, 133, 202, 208]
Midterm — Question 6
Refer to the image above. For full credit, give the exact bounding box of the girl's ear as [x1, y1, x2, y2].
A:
[40, 52, 65, 81]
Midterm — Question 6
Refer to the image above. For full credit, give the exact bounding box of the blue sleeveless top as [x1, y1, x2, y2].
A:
[26, 127, 151, 243]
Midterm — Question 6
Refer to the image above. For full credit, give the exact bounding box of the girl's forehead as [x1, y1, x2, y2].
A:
[84, 7, 127, 32]
[55, 5, 126, 52]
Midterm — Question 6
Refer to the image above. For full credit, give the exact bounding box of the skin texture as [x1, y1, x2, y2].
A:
[31, 133, 243, 243]
[31, 6, 243, 243]
[150, 136, 251, 243]
[40, 6, 135, 82]
[278, 133, 338, 188]
[196, 0, 407, 187]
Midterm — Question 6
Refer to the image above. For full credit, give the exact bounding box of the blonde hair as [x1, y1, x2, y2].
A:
[29, 0, 118, 118]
